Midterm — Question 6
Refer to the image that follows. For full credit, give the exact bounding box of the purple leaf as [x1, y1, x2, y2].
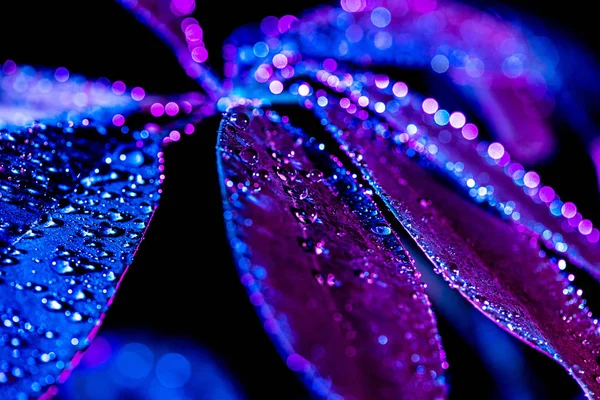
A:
[227, 0, 557, 164]
[217, 107, 447, 399]
[223, 0, 600, 285]
[0, 96, 164, 397]
[230, 17, 600, 281]
[218, 2, 600, 395]
[344, 76, 600, 280]
[311, 98, 600, 397]
[224, 0, 600, 280]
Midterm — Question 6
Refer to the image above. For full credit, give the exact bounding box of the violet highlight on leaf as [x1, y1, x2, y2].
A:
[217, 107, 447, 399]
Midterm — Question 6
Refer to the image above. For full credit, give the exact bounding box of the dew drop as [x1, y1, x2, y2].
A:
[326, 273, 339, 287]
[39, 214, 64, 228]
[371, 224, 392, 235]
[229, 112, 250, 130]
[131, 219, 145, 230]
[285, 183, 309, 200]
[275, 165, 297, 182]
[1, 255, 18, 265]
[240, 147, 259, 165]
[43, 298, 64, 311]
[69, 288, 89, 301]
[449, 263, 459, 275]
[53, 246, 72, 257]
[57, 201, 80, 214]
[98, 222, 124, 237]
[291, 203, 318, 224]
[307, 169, 324, 183]
[252, 169, 270, 183]
[107, 208, 132, 222]
[70, 312, 83, 322]
[116, 149, 147, 168]
[313, 271, 325, 285]
[418, 198, 432, 208]
[139, 202, 154, 214]
[51, 258, 74, 274]
[269, 148, 288, 163]
[298, 237, 326, 255]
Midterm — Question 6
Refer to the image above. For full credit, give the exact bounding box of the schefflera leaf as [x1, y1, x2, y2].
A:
[227, 0, 557, 164]
[349, 76, 600, 280]
[217, 107, 447, 399]
[0, 119, 163, 398]
[226, 0, 600, 277]
[313, 100, 600, 397]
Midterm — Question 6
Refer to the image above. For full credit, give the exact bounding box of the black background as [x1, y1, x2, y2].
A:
[2, 1, 599, 399]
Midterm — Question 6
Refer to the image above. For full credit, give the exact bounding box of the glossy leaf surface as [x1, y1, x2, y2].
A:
[217, 107, 447, 399]
[313, 99, 600, 397]
[0, 118, 163, 398]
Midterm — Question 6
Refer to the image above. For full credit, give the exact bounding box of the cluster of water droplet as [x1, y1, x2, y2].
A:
[220, 2, 600, 288]
[0, 120, 162, 398]
[218, 106, 447, 398]
[305, 90, 600, 395]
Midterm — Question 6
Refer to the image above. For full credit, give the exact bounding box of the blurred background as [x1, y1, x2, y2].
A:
[2, 0, 600, 398]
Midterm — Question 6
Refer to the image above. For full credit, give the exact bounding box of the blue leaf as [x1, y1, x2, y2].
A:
[0, 89, 163, 397]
